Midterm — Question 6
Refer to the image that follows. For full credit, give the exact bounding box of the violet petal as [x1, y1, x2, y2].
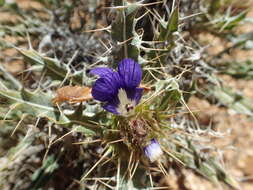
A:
[92, 72, 121, 102]
[102, 97, 120, 115]
[118, 58, 142, 89]
[126, 88, 143, 104]
[90, 67, 114, 77]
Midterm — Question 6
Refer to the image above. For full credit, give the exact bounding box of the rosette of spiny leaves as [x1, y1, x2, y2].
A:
[90, 0, 240, 189]
[84, 55, 239, 189]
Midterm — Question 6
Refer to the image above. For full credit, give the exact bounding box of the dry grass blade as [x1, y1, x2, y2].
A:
[80, 148, 112, 181]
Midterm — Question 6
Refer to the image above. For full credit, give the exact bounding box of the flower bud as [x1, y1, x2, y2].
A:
[144, 139, 163, 162]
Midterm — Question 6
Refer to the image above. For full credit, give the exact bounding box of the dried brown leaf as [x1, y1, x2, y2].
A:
[53, 86, 92, 104]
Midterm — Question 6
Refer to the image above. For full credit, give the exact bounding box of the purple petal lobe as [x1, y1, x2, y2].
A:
[92, 72, 121, 102]
[126, 88, 143, 104]
[90, 67, 114, 77]
[118, 58, 142, 89]
[103, 98, 120, 115]
[134, 88, 143, 104]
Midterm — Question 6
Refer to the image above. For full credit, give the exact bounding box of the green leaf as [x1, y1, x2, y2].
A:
[0, 88, 70, 124]
[67, 103, 104, 135]
[111, 2, 139, 42]
[0, 127, 38, 172]
[207, 158, 240, 189]
[112, 0, 123, 6]
[75, 125, 96, 136]
[213, 87, 253, 116]
[217, 10, 248, 31]
[159, 6, 179, 41]
[229, 32, 253, 45]
[0, 64, 22, 90]
[117, 164, 151, 190]
[153, 79, 182, 111]
[18, 49, 82, 85]
[222, 60, 253, 79]
[208, 0, 221, 15]
[167, 7, 179, 34]
[28, 155, 58, 190]
[0, 0, 5, 6]
[165, 137, 239, 189]
[111, 2, 140, 62]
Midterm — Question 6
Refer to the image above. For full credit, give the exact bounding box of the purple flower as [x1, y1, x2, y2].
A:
[144, 139, 163, 162]
[90, 58, 143, 116]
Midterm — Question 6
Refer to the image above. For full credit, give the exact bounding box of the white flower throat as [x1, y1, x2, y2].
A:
[116, 89, 136, 116]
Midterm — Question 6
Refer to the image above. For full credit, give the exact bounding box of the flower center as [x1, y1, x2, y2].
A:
[117, 89, 136, 116]
[125, 104, 134, 112]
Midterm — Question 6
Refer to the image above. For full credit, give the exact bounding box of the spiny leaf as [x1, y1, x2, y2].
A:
[167, 6, 179, 35]
[0, 127, 39, 172]
[0, 88, 70, 124]
[222, 60, 253, 79]
[213, 87, 253, 116]
[0, 0, 5, 6]
[18, 49, 82, 85]
[159, 6, 179, 41]
[229, 32, 253, 45]
[28, 155, 58, 190]
[66, 103, 104, 135]
[111, 2, 140, 62]
[217, 10, 247, 31]
[117, 164, 151, 190]
[0, 64, 22, 90]
[74, 125, 97, 136]
[206, 158, 240, 189]
[166, 138, 239, 189]
[153, 79, 182, 111]
[209, 0, 221, 15]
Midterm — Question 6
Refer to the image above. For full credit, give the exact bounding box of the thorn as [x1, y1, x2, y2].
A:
[72, 139, 102, 145]
[103, 1, 163, 10]
[80, 148, 111, 181]
[51, 126, 78, 145]
[116, 157, 120, 190]
[84, 25, 111, 33]
[11, 113, 27, 136]
[26, 30, 33, 50]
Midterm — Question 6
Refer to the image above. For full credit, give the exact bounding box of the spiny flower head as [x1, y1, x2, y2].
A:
[90, 58, 143, 117]
[144, 139, 163, 162]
